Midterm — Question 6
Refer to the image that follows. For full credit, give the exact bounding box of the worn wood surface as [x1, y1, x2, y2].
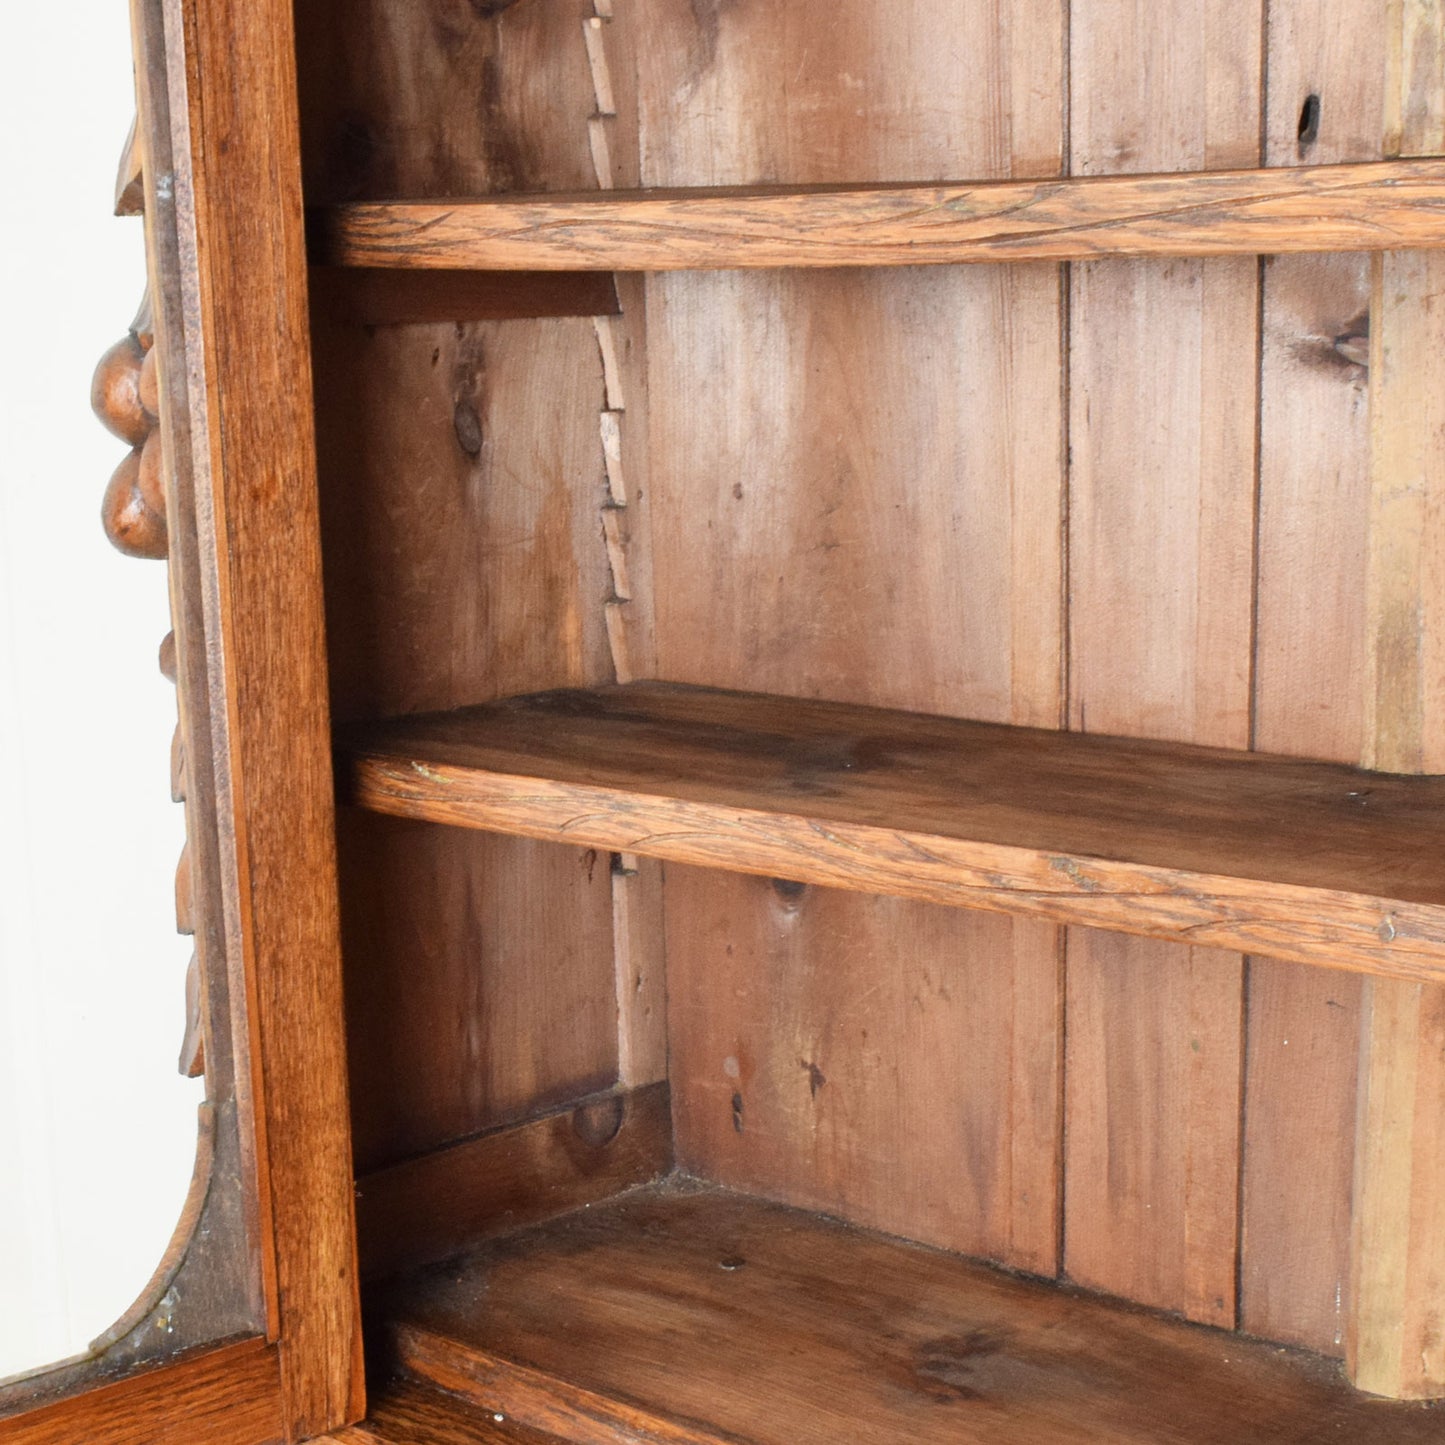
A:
[0, 1342, 281, 1445]
[320, 160, 1445, 271]
[341, 682, 1445, 979]
[327, 1379, 568, 1445]
[312, 314, 622, 1170]
[355, 1083, 672, 1280]
[1061, 0, 1261, 1329]
[1349, 0, 1445, 1398]
[634, 0, 1066, 1279]
[298, 0, 627, 1172]
[666, 870, 1062, 1273]
[383, 1185, 1445, 1445]
[1240, 0, 1384, 1358]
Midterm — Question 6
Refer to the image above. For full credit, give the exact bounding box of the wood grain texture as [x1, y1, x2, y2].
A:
[311, 314, 622, 1169]
[340, 682, 1445, 980]
[327, 1379, 568, 1444]
[382, 1185, 1445, 1445]
[336, 815, 618, 1174]
[666, 868, 1062, 1273]
[319, 160, 1445, 272]
[166, 0, 364, 1427]
[634, 0, 1066, 1277]
[0, 1342, 281, 1445]
[1350, 2, 1445, 1396]
[1240, 0, 1384, 1358]
[298, 0, 628, 1170]
[355, 1083, 672, 1280]
[1063, 0, 1262, 1328]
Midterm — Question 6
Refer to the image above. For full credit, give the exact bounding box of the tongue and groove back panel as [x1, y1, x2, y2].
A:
[295, 0, 1445, 1369]
[636, 0, 1069, 1277]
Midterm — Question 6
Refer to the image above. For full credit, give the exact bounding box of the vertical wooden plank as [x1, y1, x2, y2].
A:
[169, 0, 364, 1430]
[1350, 7, 1445, 1395]
[1064, 0, 1262, 1328]
[1241, 2, 1384, 1356]
[640, 0, 1067, 1273]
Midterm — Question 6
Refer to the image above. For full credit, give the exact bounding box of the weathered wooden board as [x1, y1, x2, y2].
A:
[1063, 0, 1262, 1329]
[321, 160, 1445, 271]
[633, 0, 1067, 1275]
[385, 1186, 1445, 1445]
[310, 309, 622, 1165]
[342, 682, 1445, 979]
[1349, 1, 1445, 1398]
[298, 0, 645, 1166]
[1240, 0, 1384, 1359]
[354, 1084, 673, 1280]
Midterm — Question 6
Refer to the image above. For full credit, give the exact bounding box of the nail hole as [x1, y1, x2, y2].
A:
[719, 1256, 746, 1272]
[453, 400, 483, 456]
[1298, 94, 1321, 150]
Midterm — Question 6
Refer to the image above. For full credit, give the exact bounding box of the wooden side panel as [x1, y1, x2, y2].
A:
[297, 0, 632, 1165]
[1351, 4, 1445, 1396]
[311, 316, 621, 1169]
[1063, 0, 1261, 1328]
[173, 0, 366, 1429]
[1240, 1, 1384, 1357]
[639, 0, 1067, 1272]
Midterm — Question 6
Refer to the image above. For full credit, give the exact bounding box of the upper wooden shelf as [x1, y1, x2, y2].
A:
[337, 682, 1445, 982]
[316, 159, 1445, 271]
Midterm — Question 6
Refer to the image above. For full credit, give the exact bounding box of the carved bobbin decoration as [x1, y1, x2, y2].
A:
[91, 118, 202, 1081]
[92, 295, 168, 560]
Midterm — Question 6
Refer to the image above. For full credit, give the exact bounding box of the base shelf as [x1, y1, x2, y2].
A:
[373, 1184, 1442, 1445]
[337, 681, 1445, 980]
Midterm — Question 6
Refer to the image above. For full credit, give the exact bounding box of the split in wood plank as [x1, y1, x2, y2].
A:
[318, 160, 1445, 272]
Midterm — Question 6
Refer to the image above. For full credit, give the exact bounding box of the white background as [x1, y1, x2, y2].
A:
[0, 2, 202, 1380]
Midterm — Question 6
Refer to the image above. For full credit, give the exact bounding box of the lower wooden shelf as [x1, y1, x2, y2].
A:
[372, 1184, 1442, 1445]
[337, 681, 1445, 980]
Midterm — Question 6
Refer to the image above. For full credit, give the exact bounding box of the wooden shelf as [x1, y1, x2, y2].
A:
[315, 160, 1445, 272]
[337, 682, 1445, 981]
[375, 1185, 1444, 1444]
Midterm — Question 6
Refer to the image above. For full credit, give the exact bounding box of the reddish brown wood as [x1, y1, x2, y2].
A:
[136, 430, 165, 515]
[154, 0, 366, 1427]
[139, 344, 160, 417]
[308, 267, 620, 325]
[320, 161, 1445, 272]
[355, 1083, 672, 1280]
[91, 334, 151, 446]
[341, 682, 1445, 980]
[382, 1186, 1445, 1445]
[328, 1379, 567, 1444]
[100, 447, 168, 559]
[0, 1342, 282, 1445]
